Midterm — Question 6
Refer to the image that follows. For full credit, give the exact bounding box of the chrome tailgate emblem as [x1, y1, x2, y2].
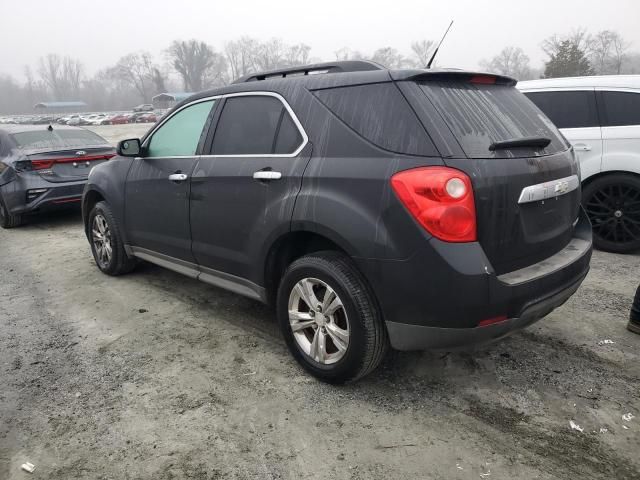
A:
[518, 175, 579, 204]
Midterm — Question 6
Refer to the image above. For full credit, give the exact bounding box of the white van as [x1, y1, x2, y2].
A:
[518, 75, 640, 253]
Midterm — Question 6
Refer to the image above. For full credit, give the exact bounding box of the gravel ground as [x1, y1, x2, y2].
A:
[1, 125, 639, 479]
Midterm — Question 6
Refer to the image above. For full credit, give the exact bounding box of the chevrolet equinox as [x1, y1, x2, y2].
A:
[82, 61, 593, 383]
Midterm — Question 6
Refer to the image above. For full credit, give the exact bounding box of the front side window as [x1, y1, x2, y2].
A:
[599, 91, 640, 127]
[211, 95, 302, 155]
[146, 100, 215, 157]
[524, 90, 599, 129]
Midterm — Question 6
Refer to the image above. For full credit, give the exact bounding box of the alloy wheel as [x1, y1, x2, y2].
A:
[585, 183, 640, 245]
[288, 277, 350, 365]
[92, 214, 113, 268]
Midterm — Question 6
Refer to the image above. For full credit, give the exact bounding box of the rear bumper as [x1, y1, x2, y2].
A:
[1, 174, 85, 215]
[386, 271, 586, 350]
[355, 207, 592, 351]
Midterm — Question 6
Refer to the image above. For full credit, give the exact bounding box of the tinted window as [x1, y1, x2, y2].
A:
[11, 129, 108, 150]
[313, 83, 437, 156]
[524, 90, 599, 129]
[212, 96, 301, 155]
[420, 81, 567, 158]
[274, 112, 303, 154]
[600, 91, 640, 127]
[147, 100, 214, 157]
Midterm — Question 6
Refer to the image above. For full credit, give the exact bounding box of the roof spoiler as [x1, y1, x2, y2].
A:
[389, 69, 517, 87]
[233, 60, 385, 83]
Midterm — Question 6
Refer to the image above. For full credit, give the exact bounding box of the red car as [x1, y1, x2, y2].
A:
[108, 114, 130, 125]
[136, 112, 157, 123]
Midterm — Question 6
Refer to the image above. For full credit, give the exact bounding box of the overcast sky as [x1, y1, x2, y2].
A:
[2, 0, 639, 79]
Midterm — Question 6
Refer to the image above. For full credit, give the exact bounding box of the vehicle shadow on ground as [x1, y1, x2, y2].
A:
[18, 209, 83, 230]
[125, 260, 516, 379]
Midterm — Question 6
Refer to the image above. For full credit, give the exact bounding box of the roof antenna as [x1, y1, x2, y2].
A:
[426, 20, 454, 69]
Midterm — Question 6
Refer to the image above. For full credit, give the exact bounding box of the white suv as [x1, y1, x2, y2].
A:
[518, 75, 640, 253]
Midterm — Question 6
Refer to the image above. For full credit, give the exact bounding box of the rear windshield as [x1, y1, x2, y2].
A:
[11, 129, 108, 150]
[418, 81, 568, 158]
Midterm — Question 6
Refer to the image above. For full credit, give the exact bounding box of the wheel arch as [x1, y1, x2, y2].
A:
[582, 170, 640, 190]
[263, 230, 352, 305]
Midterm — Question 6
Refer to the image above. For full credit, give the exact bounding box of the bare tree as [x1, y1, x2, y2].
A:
[107, 52, 158, 102]
[168, 40, 227, 92]
[334, 47, 366, 61]
[410, 40, 436, 68]
[370, 47, 406, 68]
[284, 43, 312, 67]
[588, 30, 630, 74]
[225, 37, 260, 79]
[38, 54, 84, 100]
[542, 28, 591, 58]
[480, 47, 532, 80]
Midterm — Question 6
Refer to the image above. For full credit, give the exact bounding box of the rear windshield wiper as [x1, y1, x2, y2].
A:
[489, 136, 551, 151]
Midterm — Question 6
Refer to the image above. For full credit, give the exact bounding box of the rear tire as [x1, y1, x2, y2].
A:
[88, 201, 136, 275]
[0, 194, 23, 229]
[277, 251, 388, 383]
[583, 174, 640, 253]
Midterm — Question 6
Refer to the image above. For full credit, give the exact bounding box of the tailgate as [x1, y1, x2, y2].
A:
[446, 152, 581, 274]
[409, 74, 581, 274]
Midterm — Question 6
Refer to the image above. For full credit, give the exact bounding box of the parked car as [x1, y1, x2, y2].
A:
[132, 104, 154, 112]
[0, 125, 115, 228]
[82, 61, 592, 383]
[518, 75, 640, 253]
[108, 114, 130, 125]
[135, 112, 157, 123]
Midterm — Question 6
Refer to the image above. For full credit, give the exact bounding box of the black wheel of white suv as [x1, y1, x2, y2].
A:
[583, 174, 640, 253]
[88, 201, 137, 275]
[277, 251, 388, 383]
[0, 193, 23, 229]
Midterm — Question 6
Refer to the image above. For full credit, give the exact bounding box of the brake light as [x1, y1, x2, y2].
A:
[391, 166, 477, 242]
[470, 75, 496, 85]
[30, 154, 115, 171]
[478, 315, 508, 327]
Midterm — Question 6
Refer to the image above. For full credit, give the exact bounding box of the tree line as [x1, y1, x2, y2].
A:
[0, 29, 638, 114]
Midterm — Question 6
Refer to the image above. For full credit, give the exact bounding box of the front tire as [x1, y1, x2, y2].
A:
[277, 251, 388, 383]
[583, 174, 640, 253]
[0, 194, 23, 229]
[88, 201, 136, 275]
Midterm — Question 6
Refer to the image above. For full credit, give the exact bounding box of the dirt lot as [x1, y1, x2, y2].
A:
[1, 125, 639, 479]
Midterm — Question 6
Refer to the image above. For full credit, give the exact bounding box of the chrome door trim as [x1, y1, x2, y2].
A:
[142, 91, 309, 160]
[127, 246, 266, 302]
[517, 174, 580, 204]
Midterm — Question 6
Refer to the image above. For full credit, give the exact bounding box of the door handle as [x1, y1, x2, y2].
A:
[168, 173, 188, 182]
[573, 144, 592, 152]
[253, 171, 282, 181]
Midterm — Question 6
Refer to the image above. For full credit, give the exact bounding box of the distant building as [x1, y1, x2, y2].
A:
[34, 101, 88, 114]
[152, 92, 194, 109]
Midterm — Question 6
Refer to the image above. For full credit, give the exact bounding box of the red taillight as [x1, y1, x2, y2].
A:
[470, 75, 496, 85]
[30, 154, 115, 171]
[391, 166, 477, 242]
[478, 315, 508, 327]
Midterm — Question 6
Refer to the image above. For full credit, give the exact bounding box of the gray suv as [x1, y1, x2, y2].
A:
[82, 61, 592, 383]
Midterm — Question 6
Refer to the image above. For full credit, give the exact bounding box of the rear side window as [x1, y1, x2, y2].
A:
[313, 83, 437, 156]
[212, 96, 303, 155]
[599, 91, 640, 127]
[524, 90, 599, 129]
[11, 129, 108, 150]
[419, 81, 567, 158]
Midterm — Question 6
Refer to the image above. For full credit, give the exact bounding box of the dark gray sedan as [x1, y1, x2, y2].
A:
[0, 125, 114, 228]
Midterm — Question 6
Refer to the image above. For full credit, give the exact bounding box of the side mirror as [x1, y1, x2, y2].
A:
[117, 138, 141, 157]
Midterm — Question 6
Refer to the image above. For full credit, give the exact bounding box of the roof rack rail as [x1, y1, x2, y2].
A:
[233, 60, 385, 83]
